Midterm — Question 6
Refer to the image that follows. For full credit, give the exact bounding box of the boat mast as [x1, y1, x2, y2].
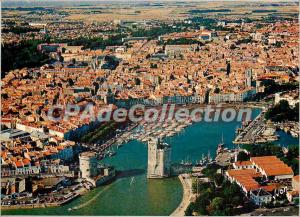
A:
[222, 132, 224, 144]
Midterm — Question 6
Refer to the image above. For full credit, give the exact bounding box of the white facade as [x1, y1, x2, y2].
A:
[274, 174, 294, 180]
[209, 89, 256, 104]
[1, 166, 41, 177]
[16, 123, 44, 134]
[48, 129, 65, 138]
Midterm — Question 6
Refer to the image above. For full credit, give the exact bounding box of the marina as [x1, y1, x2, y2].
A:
[233, 110, 279, 144]
[81, 119, 194, 161]
[130, 119, 193, 143]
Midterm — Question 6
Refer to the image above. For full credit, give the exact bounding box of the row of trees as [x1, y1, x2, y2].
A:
[252, 81, 298, 101]
[79, 121, 117, 143]
[265, 100, 299, 122]
[2, 26, 40, 34]
[131, 24, 183, 39]
[53, 35, 124, 50]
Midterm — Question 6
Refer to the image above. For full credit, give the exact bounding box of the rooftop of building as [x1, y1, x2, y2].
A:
[250, 156, 294, 176]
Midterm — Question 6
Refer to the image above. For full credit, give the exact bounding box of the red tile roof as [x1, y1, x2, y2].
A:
[227, 169, 261, 191]
[251, 156, 294, 176]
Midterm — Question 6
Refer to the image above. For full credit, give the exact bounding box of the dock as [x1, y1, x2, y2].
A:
[233, 110, 278, 144]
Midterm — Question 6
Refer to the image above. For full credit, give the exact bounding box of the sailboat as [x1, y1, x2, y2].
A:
[195, 159, 202, 167]
[216, 133, 225, 155]
[207, 151, 212, 163]
[184, 156, 192, 166]
[130, 177, 136, 186]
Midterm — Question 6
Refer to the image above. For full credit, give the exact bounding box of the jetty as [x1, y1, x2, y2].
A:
[233, 110, 278, 144]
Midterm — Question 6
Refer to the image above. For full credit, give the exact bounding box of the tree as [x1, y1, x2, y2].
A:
[202, 164, 221, 179]
[2, 39, 50, 76]
[214, 87, 220, 94]
[282, 145, 299, 174]
[185, 202, 195, 216]
[192, 181, 212, 194]
[170, 74, 175, 80]
[150, 63, 157, 68]
[265, 100, 298, 122]
[134, 77, 141, 85]
[67, 78, 74, 86]
[71, 58, 76, 65]
[210, 197, 225, 211]
[194, 194, 210, 215]
[222, 182, 242, 202]
[213, 173, 224, 186]
[237, 151, 250, 161]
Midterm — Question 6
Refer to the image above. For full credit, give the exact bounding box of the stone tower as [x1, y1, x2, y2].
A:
[147, 138, 171, 178]
[79, 151, 98, 179]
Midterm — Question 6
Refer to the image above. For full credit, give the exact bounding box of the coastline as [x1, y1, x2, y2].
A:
[170, 174, 194, 216]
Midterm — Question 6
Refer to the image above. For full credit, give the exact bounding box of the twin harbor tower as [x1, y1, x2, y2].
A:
[147, 138, 171, 178]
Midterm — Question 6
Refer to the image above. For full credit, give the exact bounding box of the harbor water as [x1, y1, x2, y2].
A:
[3, 108, 298, 215]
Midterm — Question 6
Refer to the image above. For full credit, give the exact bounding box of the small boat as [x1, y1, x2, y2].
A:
[208, 151, 212, 162]
[108, 151, 116, 157]
[130, 177, 136, 186]
[184, 156, 192, 166]
[184, 162, 192, 166]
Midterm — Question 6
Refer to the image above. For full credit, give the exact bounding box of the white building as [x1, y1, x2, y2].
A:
[147, 138, 171, 178]
[250, 188, 273, 206]
[1, 165, 41, 177]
